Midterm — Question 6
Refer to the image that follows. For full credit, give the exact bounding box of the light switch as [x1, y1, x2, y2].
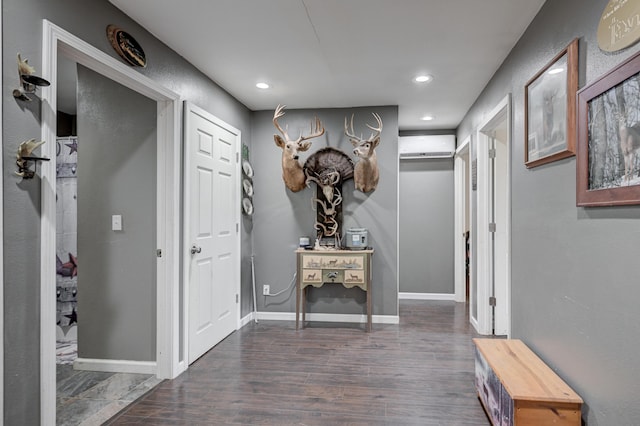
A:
[112, 214, 122, 231]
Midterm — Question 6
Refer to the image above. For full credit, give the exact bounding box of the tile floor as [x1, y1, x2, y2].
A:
[56, 340, 162, 425]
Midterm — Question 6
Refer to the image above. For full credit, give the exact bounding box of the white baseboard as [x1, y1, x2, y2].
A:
[240, 312, 255, 328]
[398, 292, 456, 301]
[255, 311, 399, 325]
[73, 358, 157, 375]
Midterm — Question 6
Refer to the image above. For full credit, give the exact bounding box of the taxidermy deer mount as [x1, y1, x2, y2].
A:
[304, 148, 354, 247]
[272, 105, 382, 247]
[345, 113, 383, 192]
[273, 104, 325, 192]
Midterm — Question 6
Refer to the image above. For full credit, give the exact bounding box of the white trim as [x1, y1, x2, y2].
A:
[41, 20, 181, 425]
[454, 136, 471, 303]
[182, 101, 242, 365]
[475, 94, 512, 336]
[0, 0, 4, 419]
[455, 136, 470, 156]
[240, 313, 255, 328]
[398, 292, 456, 301]
[73, 358, 157, 375]
[255, 311, 400, 325]
[395, 132, 401, 317]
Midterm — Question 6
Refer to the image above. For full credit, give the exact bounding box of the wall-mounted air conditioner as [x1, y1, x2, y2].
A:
[398, 135, 456, 159]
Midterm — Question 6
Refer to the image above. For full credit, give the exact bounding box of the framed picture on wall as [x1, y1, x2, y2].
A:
[576, 49, 640, 207]
[524, 38, 579, 168]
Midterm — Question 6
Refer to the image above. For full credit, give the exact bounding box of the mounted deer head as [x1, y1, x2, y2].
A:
[345, 112, 383, 192]
[273, 104, 325, 192]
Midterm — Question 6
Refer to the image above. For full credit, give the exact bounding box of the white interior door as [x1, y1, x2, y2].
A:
[186, 103, 240, 364]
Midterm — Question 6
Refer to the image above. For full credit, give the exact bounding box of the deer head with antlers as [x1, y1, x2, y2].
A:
[345, 113, 383, 192]
[273, 104, 325, 192]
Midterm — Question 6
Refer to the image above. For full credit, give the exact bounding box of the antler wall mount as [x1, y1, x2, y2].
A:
[271, 105, 383, 249]
[16, 138, 50, 179]
[304, 148, 354, 247]
[13, 53, 51, 101]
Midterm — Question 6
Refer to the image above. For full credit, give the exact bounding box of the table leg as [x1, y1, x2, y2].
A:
[367, 261, 372, 332]
[296, 279, 300, 330]
[302, 286, 306, 329]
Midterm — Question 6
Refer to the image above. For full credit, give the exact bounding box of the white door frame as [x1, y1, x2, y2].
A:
[475, 94, 512, 336]
[40, 20, 182, 424]
[0, 0, 4, 420]
[454, 136, 470, 302]
[182, 101, 242, 364]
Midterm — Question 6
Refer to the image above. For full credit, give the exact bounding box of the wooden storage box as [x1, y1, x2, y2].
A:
[473, 338, 582, 426]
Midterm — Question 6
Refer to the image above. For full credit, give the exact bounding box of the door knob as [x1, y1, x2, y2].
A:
[191, 245, 202, 254]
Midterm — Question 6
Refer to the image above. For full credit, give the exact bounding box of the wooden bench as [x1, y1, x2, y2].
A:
[473, 338, 583, 426]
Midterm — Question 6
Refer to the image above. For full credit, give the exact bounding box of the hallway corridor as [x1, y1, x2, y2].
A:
[107, 300, 489, 425]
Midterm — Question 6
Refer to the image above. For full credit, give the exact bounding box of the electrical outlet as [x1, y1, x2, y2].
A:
[262, 285, 270, 296]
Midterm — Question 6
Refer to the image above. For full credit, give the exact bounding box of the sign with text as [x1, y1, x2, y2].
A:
[598, 0, 640, 52]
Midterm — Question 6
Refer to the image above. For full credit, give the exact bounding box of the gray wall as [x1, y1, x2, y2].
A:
[3, 0, 252, 423]
[77, 66, 156, 361]
[399, 158, 454, 294]
[457, 0, 640, 423]
[251, 106, 398, 317]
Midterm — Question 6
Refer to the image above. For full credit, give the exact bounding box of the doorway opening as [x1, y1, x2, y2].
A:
[54, 54, 78, 364]
[40, 20, 182, 425]
[470, 95, 512, 336]
[454, 136, 471, 303]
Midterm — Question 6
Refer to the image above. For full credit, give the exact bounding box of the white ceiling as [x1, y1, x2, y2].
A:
[109, 0, 545, 131]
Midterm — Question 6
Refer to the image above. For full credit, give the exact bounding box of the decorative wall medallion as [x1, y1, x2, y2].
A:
[242, 159, 254, 178]
[243, 178, 254, 196]
[106, 25, 147, 67]
[242, 197, 254, 216]
[598, 0, 640, 52]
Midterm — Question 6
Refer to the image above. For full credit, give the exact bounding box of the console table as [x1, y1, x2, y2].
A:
[296, 248, 373, 331]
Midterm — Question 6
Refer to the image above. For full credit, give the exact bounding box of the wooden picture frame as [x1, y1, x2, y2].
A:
[577, 50, 640, 207]
[525, 38, 578, 168]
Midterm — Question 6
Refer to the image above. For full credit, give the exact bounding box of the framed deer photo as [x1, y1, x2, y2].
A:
[525, 38, 578, 168]
[576, 50, 640, 207]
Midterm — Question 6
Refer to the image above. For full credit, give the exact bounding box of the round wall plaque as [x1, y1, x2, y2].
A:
[106, 25, 147, 67]
[598, 0, 640, 52]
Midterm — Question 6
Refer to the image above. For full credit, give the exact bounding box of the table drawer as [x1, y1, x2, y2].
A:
[301, 254, 365, 270]
[302, 269, 322, 284]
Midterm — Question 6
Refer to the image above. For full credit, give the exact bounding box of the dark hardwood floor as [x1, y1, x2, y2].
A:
[107, 300, 490, 425]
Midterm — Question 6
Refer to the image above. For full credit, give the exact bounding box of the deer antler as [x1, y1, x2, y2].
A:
[300, 116, 325, 142]
[273, 104, 290, 141]
[274, 104, 324, 143]
[344, 113, 383, 143]
[305, 168, 320, 188]
[344, 114, 359, 141]
[366, 112, 383, 141]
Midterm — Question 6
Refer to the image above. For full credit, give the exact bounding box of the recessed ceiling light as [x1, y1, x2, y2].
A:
[414, 75, 433, 83]
[256, 82, 270, 89]
[421, 115, 435, 121]
[548, 67, 565, 75]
